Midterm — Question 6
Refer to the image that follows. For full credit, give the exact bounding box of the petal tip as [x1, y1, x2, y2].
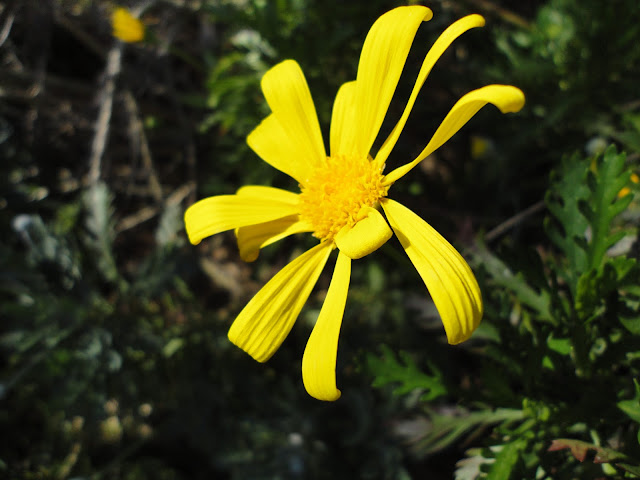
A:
[238, 247, 259, 263]
[228, 327, 270, 363]
[184, 208, 202, 245]
[499, 86, 526, 114]
[444, 310, 483, 345]
[469, 13, 486, 27]
[315, 389, 342, 402]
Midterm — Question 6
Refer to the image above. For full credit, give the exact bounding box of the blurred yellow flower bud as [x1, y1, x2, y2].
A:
[111, 7, 145, 43]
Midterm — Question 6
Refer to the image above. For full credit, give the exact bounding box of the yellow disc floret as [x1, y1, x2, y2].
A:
[299, 155, 388, 241]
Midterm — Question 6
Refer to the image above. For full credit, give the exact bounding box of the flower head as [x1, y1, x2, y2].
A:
[111, 7, 145, 44]
[185, 6, 525, 401]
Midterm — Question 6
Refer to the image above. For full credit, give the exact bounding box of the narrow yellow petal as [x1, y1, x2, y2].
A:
[344, 6, 432, 158]
[236, 185, 300, 205]
[260, 60, 326, 172]
[329, 81, 357, 157]
[334, 206, 392, 259]
[236, 215, 313, 262]
[247, 114, 313, 184]
[375, 15, 486, 167]
[184, 187, 299, 245]
[302, 252, 351, 401]
[381, 199, 482, 344]
[384, 85, 525, 184]
[228, 242, 333, 362]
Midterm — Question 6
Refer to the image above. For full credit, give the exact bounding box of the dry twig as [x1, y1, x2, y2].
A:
[123, 90, 164, 203]
[116, 183, 193, 234]
[88, 44, 122, 185]
[484, 200, 546, 243]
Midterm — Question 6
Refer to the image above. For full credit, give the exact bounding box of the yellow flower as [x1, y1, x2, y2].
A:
[111, 7, 145, 43]
[185, 6, 525, 401]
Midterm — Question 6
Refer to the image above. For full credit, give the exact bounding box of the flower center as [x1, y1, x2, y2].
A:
[299, 155, 389, 242]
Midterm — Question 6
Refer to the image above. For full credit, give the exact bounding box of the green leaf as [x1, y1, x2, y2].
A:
[618, 379, 640, 424]
[545, 152, 590, 286]
[585, 145, 632, 271]
[83, 182, 122, 287]
[366, 345, 447, 402]
[11, 214, 81, 290]
[408, 408, 525, 457]
[547, 336, 571, 355]
[486, 437, 529, 480]
[163, 338, 185, 358]
[474, 245, 554, 323]
[576, 257, 639, 321]
[620, 316, 640, 335]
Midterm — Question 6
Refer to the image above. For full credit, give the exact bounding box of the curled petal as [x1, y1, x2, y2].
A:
[184, 187, 299, 245]
[236, 215, 313, 262]
[375, 15, 486, 167]
[343, 6, 433, 158]
[335, 207, 392, 259]
[381, 198, 482, 344]
[228, 242, 333, 362]
[302, 252, 351, 401]
[247, 114, 313, 184]
[261, 60, 326, 172]
[384, 85, 525, 185]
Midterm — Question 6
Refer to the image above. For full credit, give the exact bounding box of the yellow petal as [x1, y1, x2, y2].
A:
[111, 7, 145, 43]
[334, 206, 392, 259]
[236, 215, 313, 262]
[302, 251, 351, 401]
[384, 85, 525, 184]
[228, 242, 333, 362]
[247, 114, 313, 184]
[343, 6, 432, 158]
[236, 185, 300, 204]
[381, 199, 482, 344]
[260, 60, 326, 173]
[184, 187, 300, 245]
[375, 15, 486, 167]
[329, 81, 357, 156]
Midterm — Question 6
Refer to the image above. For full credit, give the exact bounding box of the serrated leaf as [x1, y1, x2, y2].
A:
[11, 214, 81, 289]
[545, 153, 590, 283]
[409, 408, 524, 457]
[576, 257, 639, 321]
[474, 245, 553, 323]
[548, 438, 631, 465]
[586, 145, 632, 271]
[83, 182, 122, 286]
[546, 146, 634, 304]
[366, 345, 447, 402]
[155, 201, 184, 248]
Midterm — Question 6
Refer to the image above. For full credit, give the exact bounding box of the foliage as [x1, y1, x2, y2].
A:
[368, 146, 640, 479]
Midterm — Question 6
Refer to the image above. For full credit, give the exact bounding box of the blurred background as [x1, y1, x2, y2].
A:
[2, 0, 640, 479]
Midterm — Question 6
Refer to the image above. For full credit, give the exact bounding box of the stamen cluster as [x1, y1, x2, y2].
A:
[299, 155, 388, 241]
